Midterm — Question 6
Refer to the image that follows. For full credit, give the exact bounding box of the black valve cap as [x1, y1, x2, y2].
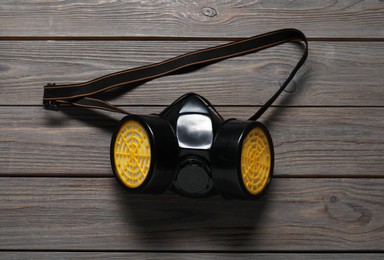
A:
[172, 157, 215, 197]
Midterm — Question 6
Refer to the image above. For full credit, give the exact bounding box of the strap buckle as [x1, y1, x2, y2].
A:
[43, 99, 59, 111]
[43, 83, 59, 110]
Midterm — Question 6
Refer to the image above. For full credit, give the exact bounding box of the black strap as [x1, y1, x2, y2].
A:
[43, 28, 308, 120]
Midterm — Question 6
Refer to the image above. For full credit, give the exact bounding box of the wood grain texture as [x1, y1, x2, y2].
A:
[0, 252, 383, 260]
[0, 41, 383, 106]
[0, 107, 383, 177]
[0, 177, 383, 251]
[0, 0, 382, 258]
[0, 0, 383, 38]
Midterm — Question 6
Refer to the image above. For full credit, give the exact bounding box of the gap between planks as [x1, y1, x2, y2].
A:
[1, 175, 384, 179]
[0, 37, 384, 42]
[97, 104, 384, 108]
[0, 249, 384, 253]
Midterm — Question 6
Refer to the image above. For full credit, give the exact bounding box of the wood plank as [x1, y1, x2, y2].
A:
[0, 1, 383, 38]
[0, 107, 383, 177]
[0, 41, 383, 106]
[0, 252, 383, 260]
[0, 177, 383, 251]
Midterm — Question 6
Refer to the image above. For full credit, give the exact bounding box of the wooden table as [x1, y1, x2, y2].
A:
[1, 1, 383, 259]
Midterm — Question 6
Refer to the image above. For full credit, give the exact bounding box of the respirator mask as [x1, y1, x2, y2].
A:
[43, 29, 308, 200]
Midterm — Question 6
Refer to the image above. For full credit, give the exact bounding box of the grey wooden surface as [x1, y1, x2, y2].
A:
[1, 178, 383, 251]
[1, 41, 383, 106]
[1, 0, 383, 38]
[0, 0, 383, 259]
[1, 107, 383, 177]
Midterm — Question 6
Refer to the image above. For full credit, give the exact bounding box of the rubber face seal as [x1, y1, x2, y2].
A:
[240, 127, 272, 195]
[113, 120, 152, 189]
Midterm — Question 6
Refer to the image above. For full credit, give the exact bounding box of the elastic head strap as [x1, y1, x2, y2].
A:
[43, 28, 308, 118]
[250, 30, 308, 120]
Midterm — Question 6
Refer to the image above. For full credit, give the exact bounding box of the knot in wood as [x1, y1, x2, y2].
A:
[201, 7, 217, 17]
[280, 78, 297, 93]
[330, 195, 337, 203]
